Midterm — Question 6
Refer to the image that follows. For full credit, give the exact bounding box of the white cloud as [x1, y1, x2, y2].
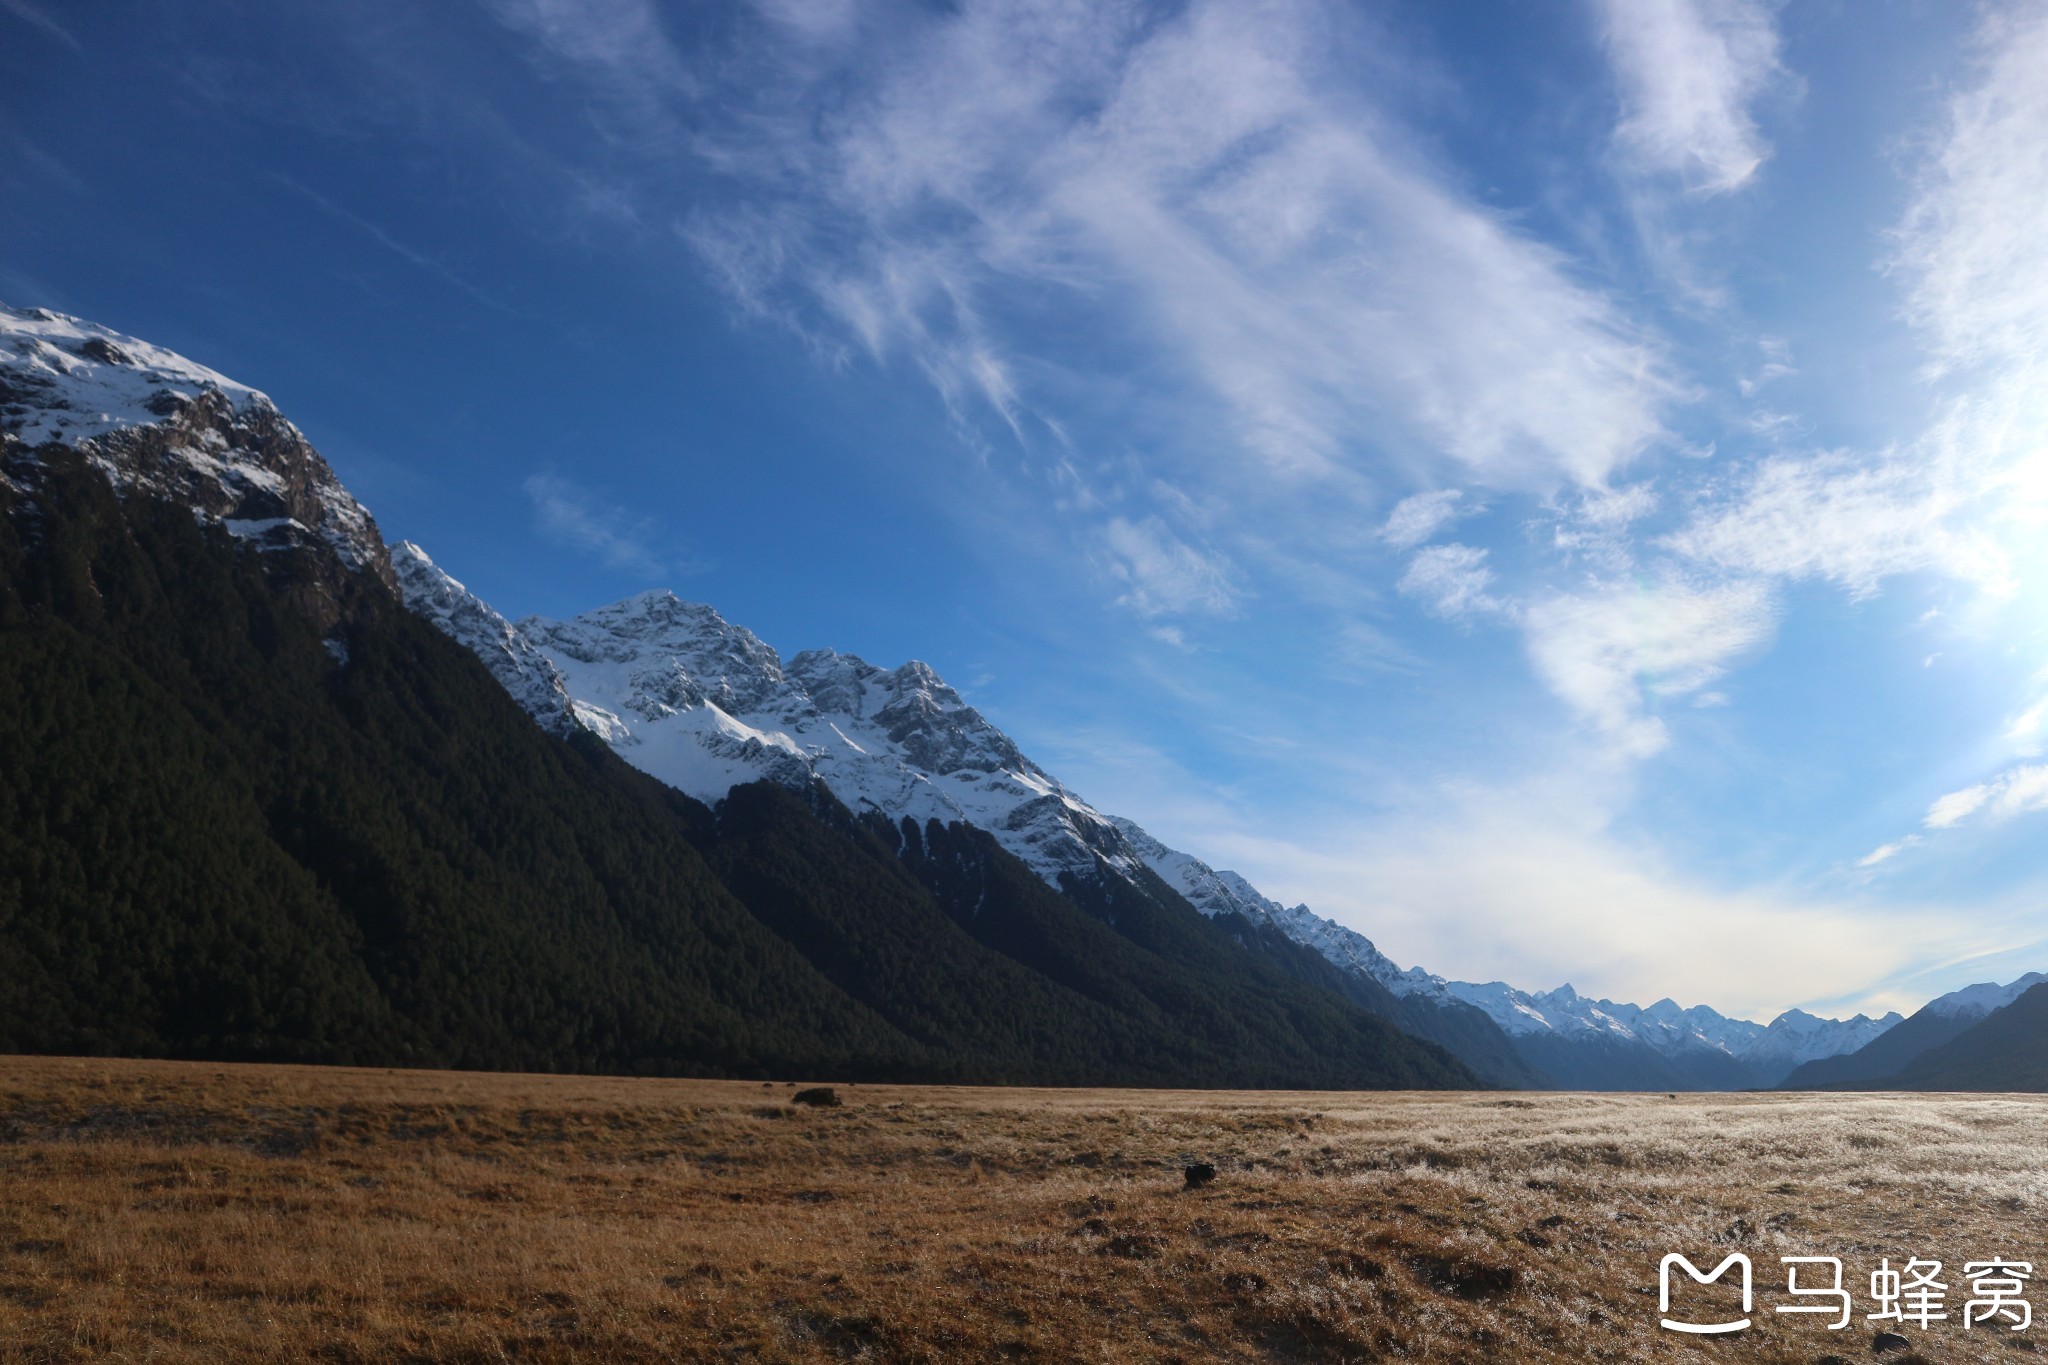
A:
[1737, 335, 1796, 396]
[0, 0, 80, 52]
[1665, 446, 2009, 598]
[1379, 489, 1470, 550]
[2008, 698, 2048, 751]
[1578, 482, 1659, 528]
[665, 0, 1674, 493]
[523, 472, 691, 579]
[484, 0, 697, 126]
[1893, 2, 2048, 376]
[1857, 837, 1918, 869]
[1925, 763, 2048, 831]
[1099, 515, 1239, 618]
[1661, 10, 2048, 634]
[1594, 0, 1783, 194]
[1523, 577, 1773, 757]
[1397, 543, 1497, 619]
[1551, 482, 1659, 573]
[1181, 782, 1957, 1021]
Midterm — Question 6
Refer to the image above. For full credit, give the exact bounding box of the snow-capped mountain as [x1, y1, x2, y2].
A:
[1738, 1007, 1901, 1081]
[1109, 817, 1415, 985]
[1422, 981, 1896, 1085]
[1781, 969, 2048, 1089]
[511, 588, 1143, 886]
[0, 305, 388, 590]
[1, 305, 1496, 1092]
[1432, 982, 1891, 1062]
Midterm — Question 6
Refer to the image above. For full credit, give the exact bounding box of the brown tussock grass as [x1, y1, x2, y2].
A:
[0, 1056, 2043, 1362]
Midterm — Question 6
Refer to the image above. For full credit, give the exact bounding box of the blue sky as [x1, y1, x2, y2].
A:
[7, 0, 2048, 1019]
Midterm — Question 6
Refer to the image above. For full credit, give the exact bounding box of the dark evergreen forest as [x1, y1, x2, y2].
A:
[0, 453, 1475, 1088]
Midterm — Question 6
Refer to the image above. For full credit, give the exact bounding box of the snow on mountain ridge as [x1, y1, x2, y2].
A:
[1922, 972, 2048, 1021]
[1102, 813, 1894, 1070]
[508, 590, 1142, 885]
[1, 304, 387, 585]
[0, 304, 263, 446]
[1110, 817, 1417, 984]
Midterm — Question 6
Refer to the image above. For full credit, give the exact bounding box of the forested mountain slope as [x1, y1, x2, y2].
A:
[0, 446, 1473, 1088]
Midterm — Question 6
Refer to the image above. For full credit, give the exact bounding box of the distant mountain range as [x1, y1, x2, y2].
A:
[3, 303, 2032, 1090]
[1782, 973, 2048, 1091]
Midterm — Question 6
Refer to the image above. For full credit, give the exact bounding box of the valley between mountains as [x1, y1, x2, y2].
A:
[3, 303, 2041, 1093]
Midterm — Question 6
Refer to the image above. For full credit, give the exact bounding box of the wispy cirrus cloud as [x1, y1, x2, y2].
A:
[1925, 764, 2048, 831]
[1098, 515, 1239, 619]
[1654, 2, 2046, 659]
[523, 472, 697, 580]
[665, 0, 1676, 498]
[1857, 837, 1918, 870]
[1893, 3, 2048, 378]
[1665, 444, 2010, 598]
[1378, 489, 1472, 551]
[1841, 4, 2048, 874]
[0, 0, 80, 52]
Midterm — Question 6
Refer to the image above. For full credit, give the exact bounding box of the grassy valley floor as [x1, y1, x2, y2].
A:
[1, 1056, 2044, 1362]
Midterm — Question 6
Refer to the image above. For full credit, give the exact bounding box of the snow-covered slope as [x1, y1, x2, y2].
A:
[0, 305, 387, 585]
[1740, 1007, 1901, 1079]
[1113, 817, 1419, 987]
[390, 542, 579, 736]
[1427, 981, 1896, 1081]
[1922, 972, 2048, 1021]
[512, 590, 1143, 885]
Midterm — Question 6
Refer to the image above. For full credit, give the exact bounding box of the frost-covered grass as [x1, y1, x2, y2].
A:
[1, 1058, 2043, 1362]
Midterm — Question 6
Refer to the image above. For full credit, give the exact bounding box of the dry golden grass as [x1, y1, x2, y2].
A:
[1, 1057, 2044, 1362]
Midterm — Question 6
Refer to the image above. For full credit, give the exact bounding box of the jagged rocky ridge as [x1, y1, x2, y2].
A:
[390, 544, 580, 738]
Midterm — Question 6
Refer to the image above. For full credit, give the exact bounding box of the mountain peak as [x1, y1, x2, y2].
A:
[2, 303, 389, 602]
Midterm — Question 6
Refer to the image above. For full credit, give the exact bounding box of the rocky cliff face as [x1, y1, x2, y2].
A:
[1, 305, 390, 629]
